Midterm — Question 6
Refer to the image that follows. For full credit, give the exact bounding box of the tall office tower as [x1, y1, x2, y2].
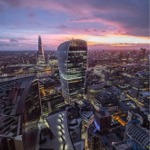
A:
[57, 39, 87, 103]
[87, 124, 102, 150]
[22, 79, 41, 150]
[37, 35, 45, 64]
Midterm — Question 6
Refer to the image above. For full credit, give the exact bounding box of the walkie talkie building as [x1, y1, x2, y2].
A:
[57, 39, 87, 103]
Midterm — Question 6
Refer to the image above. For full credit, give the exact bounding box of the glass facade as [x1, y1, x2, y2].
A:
[57, 39, 87, 103]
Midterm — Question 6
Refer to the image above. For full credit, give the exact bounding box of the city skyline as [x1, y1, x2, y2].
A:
[0, 34, 149, 149]
[0, 0, 149, 50]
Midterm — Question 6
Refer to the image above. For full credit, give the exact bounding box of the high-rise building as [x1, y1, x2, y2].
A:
[22, 79, 41, 150]
[94, 111, 111, 131]
[37, 35, 45, 64]
[57, 39, 87, 103]
[87, 124, 102, 150]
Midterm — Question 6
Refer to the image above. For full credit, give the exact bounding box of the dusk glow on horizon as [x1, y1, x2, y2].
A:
[0, 0, 149, 50]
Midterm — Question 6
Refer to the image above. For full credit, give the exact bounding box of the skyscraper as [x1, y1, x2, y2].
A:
[57, 39, 87, 103]
[37, 35, 45, 64]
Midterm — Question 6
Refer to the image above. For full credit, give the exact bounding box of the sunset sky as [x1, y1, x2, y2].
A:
[0, 0, 149, 50]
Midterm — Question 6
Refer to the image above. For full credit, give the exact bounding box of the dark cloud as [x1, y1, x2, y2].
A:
[57, 25, 68, 29]
[0, 41, 17, 47]
[0, 0, 149, 50]
[28, 12, 35, 19]
[96, 12, 149, 36]
[0, 37, 36, 50]
[0, 37, 27, 45]
[1, 0, 149, 37]
[9, 38, 18, 43]
[66, 0, 149, 36]
[74, 0, 149, 36]
[1, 0, 21, 6]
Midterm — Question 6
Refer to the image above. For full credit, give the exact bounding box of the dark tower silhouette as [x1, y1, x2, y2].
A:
[37, 35, 45, 64]
[38, 35, 44, 56]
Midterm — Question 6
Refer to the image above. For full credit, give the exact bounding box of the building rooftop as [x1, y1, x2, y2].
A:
[46, 110, 75, 150]
[126, 123, 150, 148]
[0, 115, 21, 138]
[95, 90, 119, 107]
[113, 140, 132, 150]
[119, 100, 139, 112]
[73, 140, 85, 150]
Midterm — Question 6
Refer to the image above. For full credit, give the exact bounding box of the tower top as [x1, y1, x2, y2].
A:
[38, 35, 44, 56]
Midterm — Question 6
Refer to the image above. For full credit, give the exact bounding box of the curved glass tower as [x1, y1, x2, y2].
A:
[57, 39, 87, 103]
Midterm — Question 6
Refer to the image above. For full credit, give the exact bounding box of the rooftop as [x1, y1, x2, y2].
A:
[46, 110, 74, 150]
[0, 115, 21, 138]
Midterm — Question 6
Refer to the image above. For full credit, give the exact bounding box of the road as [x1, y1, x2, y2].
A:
[126, 94, 144, 107]
[82, 127, 88, 150]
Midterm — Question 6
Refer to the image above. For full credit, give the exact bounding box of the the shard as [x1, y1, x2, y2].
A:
[38, 35, 44, 56]
[37, 35, 45, 64]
